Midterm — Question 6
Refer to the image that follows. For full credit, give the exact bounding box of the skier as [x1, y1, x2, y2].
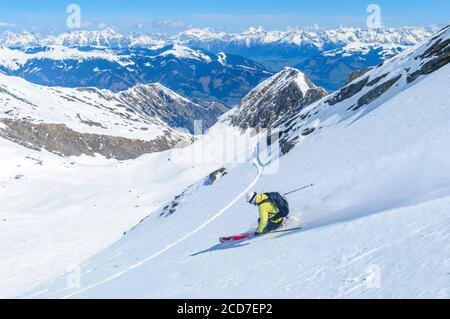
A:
[246, 191, 287, 236]
[220, 187, 309, 243]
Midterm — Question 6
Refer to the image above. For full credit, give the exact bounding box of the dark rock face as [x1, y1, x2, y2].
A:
[114, 84, 224, 133]
[347, 68, 372, 84]
[407, 38, 450, 83]
[231, 81, 304, 130]
[207, 167, 228, 185]
[326, 76, 369, 106]
[354, 75, 402, 110]
[0, 118, 190, 160]
[229, 67, 328, 130]
[367, 73, 389, 86]
[279, 135, 299, 154]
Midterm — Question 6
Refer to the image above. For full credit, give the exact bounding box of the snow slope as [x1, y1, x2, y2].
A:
[25, 29, 450, 298]
[0, 136, 227, 298]
[0, 113, 260, 298]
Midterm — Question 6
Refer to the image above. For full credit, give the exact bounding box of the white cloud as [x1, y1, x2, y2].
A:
[80, 20, 92, 28]
[189, 14, 366, 31]
[98, 23, 108, 29]
[0, 22, 15, 28]
[135, 23, 145, 30]
[152, 19, 188, 30]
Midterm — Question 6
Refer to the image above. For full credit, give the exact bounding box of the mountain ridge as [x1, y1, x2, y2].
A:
[0, 73, 203, 159]
[0, 44, 272, 106]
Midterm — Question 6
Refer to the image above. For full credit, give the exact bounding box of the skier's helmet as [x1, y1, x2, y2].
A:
[246, 191, 257, 205]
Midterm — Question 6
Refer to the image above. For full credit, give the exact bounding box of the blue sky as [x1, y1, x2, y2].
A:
[0, 0, 449, 34]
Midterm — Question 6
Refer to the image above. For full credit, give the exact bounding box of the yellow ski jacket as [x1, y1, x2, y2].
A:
[255, 194, 283, 234]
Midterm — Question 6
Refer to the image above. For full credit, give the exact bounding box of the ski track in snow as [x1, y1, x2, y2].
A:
[62, 160, 263, 298]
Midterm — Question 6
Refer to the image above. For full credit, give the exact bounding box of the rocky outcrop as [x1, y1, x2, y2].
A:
[115, 84, 224, 133]
[326, 76, 369, 106]
[0, 118, 191, 160]
[347, 68, 372, 84]
[206, 167, 228, 185]
[407, 36, 450, 83]
[353, 75, 402, 110]
[229, 67, 327, 130]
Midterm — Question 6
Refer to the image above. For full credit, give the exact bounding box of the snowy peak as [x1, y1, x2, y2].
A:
[229, 67, 327, 129]
[249, 67, 315, 97]
[0, 45, 124, 70]
[157, 44, 212, 62]
[172, 26, 434, 49]
[0, 26, 434, 49]
[46, 27, 160, 48]
[0, 31, 40, 48]
[0, 46, 28, 71]
[175, 28, 227, 42]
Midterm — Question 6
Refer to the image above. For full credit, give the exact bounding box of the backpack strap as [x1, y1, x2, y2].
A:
[257, 194, 281, 221]
[257, 194, 272, 207]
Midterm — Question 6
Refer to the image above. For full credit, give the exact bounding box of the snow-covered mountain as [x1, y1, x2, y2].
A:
[45, 28, 166, 48]
[186, 26, 432, 46]
[174, 26, 432, 71]
[0, 30, 41, 48]
[294, 43, 401, 91]
[3, 26, 430, 50]
[173, 26, 434, 91]
[228, 67, 327, 129]
[19, 26, 450, 298]
[0, 73, 201, 159]
[0, 26, 433, 94]
[0, 44, 272, 106]
[0, 28, 164, 48]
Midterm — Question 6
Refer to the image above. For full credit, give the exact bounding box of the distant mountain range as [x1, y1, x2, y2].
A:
[0, 44, 272, 106]
[0, 26, 435, 93]
[0, 26, 434, 51]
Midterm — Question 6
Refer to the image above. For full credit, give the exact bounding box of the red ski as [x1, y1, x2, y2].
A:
[219, 226, 303, 243]
[219, 233, 253, 243]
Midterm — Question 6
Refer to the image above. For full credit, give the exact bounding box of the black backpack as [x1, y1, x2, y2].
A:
[262, 192, 290, 220]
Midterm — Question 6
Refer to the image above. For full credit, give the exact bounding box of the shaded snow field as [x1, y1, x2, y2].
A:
[23, 64, 450, 298]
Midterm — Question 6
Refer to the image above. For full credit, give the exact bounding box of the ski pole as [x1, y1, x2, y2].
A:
[283, 184, 314, 196]
[271, 227, 303, 234]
